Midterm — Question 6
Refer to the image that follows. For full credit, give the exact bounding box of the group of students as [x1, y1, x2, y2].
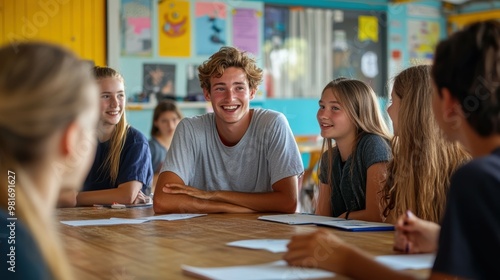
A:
[0, 20, 498, 279]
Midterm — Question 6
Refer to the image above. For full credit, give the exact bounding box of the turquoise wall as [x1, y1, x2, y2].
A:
[123, 0, 451, 141]
[127, 98, 321, 138]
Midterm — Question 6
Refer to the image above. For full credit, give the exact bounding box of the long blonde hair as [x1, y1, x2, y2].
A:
[0, 42, 95, 279]
[381, 65, 471, 223]
[319, 78, 392, 190]
[93, 66, 130, 186]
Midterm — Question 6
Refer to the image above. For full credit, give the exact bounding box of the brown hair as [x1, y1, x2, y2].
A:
[198, 46, 263, 92]
[151, 100, 183, 136]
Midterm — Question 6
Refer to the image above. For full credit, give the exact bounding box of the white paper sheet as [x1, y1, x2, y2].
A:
[226, 239, 290, 253]
[182, 260, 335, 280]
[375, 254, 435, 270]
[60, 218, 147, 227]
[138, 213, 207, 221]
[60, 214, 207, 226]
[258, 213, 343, 225]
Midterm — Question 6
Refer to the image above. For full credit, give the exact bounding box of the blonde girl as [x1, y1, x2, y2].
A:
[383, 65, 470, 223]
[75, 66, 153, 205]
[0, 42, 99, 279]
[315, 77, 391, 222]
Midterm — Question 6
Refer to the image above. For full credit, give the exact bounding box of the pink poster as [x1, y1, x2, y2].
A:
[232, 8, 259, 55]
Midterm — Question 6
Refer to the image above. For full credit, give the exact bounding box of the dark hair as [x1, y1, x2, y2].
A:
[432, 20, 500, 136]
[150, 100, 183, 136]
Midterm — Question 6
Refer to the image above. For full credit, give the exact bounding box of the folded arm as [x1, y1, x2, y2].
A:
[153, 172, 298, 214]
[76, 181, 143, 206]
[153, 171, 255, 214]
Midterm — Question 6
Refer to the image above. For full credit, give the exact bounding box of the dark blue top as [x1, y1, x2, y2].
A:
[319, 133, 391, 217]
[83, 126, 153, 194]
[149, 137, 167, 174]
[0, 210, 51, 279]
[433, 147, 500, 279]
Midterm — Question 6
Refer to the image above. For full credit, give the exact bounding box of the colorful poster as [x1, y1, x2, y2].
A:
[158, 0, 190, 57]
[121, 0, 152, 56]
[232, 8, 260, 55]
[358, 15, 378, 43]
[408, 20, 440, 64]
[143, 64, 176, 102]
[195, 2, 226, 55]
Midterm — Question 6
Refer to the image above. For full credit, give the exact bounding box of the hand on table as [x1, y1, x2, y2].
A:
[283, 229, 350, 274]
[133, 190, 151, 204]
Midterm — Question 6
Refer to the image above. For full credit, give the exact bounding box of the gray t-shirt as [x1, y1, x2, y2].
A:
[161, 108, 304, 192]
[319, 133, 391, 217]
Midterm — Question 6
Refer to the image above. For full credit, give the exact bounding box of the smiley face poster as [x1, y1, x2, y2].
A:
[158, 0, 191, 57]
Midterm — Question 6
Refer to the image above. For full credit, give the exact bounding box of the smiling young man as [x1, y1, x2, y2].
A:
[153, 46, 303, 214]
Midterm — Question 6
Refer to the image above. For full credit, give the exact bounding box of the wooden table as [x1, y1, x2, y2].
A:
[57, 208, 428, 280]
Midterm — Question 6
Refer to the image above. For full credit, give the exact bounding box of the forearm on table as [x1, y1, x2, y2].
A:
[153, 193, 254, 214]
[346, 207, 383, 222]
[76, 186, 140, 206]
[208, 190, 297, 213]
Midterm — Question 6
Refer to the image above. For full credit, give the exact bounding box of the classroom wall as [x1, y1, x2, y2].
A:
[111, 0, 265, 102]
[116, 0, 392, 139]
[115, 0, 485, 140]
[386, 0, 446, 81]
[0, 0, 106, 66]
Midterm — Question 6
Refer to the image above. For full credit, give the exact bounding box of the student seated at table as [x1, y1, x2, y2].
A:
[153, 46, 303, 214]
[314, 78, 392, 222]
[0, 42, 99, 279]
[284, 20, 500, 279]
[382, 65, 470, 224]
[149, 100, 182, 192]
[59, 66, 153, 206]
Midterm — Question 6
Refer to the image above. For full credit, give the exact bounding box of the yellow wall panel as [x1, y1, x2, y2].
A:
[0, 1, 16, 42]
[13, 0, 26, 39]
[60, 0, 72, 51]
[71, 0, 83, 60]
[82, 0, 93, 61]
[0, 0, 106, 66]
[94, 0, 106, 66]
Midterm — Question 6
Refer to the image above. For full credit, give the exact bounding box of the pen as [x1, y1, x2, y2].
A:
[404, 210, 410, 253]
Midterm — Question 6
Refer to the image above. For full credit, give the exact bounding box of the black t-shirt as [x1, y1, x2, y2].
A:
[0, 210, 51, 279]
[433, 147, 500, 279]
